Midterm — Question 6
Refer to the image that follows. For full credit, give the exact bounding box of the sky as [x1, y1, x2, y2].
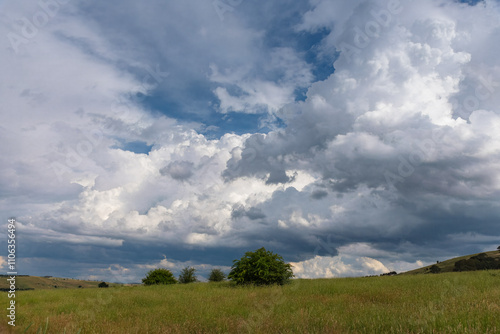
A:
[1, 0, 499, 283]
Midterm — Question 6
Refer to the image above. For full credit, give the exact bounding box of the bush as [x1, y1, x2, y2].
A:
[429, 265, 441, 274]
[454, 253, 500, 272]
[228, 247, 294, 285]
[142, 268, 177, 285]
[178, 266, 198, 284]
[98, 282, 109, 288]
[208, 269, 226, 282]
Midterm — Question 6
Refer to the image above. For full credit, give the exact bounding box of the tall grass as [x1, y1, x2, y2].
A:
[3, 270, 500, 333]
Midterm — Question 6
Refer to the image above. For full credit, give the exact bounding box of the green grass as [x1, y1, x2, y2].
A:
[3, 270, 500, 333]
[0, 276, 121, 291]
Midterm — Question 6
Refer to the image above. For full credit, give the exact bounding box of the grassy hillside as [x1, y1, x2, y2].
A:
[3, 270, 500, 333]
[0, 275, 120, 291]
[403, 250, 500, 275]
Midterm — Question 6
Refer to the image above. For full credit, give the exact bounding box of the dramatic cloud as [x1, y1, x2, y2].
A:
[1, 0, 500, 282]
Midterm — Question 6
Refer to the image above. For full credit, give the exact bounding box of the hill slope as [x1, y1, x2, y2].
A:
[403, 250, 500, 275]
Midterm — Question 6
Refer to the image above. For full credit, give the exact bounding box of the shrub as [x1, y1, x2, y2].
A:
[429, 265, 441, 274]
[98, 282, 109, 288]
[142, 268, 177, 285]
[228, 247, 294, 285]
[208, 269, 226, 282]
[454, 253, 500, 272]
[178, 266, 198, 284]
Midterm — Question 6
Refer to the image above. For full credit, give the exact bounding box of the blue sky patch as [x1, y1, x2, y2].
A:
[116, 141, 153, 155]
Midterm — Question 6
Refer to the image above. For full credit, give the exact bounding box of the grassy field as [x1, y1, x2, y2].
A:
[0, 275, 121, 291]
[2, 270, 500, 333]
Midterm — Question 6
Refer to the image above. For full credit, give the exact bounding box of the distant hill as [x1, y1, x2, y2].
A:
[403, 250, 500, 275]
[0, 275, 121, 291]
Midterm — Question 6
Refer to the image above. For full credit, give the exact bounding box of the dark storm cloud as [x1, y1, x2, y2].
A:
[3, 0, 500, 282]
[311, 189, 328, 200]
[231, 205, 266, 220]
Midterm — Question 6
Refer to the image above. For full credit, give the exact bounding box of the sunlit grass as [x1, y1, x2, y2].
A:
[3, 270, 500, 333]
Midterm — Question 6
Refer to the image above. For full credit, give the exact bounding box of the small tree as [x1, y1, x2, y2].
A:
[142, 268, 177, 285]
[178, 266, 198, 284]
[228, 247, 294, 285]
[98, 281, 109, 288]
[497, 245, 500, 252]
[208, 268, 226, 282]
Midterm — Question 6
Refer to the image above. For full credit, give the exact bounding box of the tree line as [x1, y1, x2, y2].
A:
[142, 247, 294, 286]
[453, 253, 500, 272]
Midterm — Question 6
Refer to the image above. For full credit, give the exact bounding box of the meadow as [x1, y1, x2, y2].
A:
[3, 270, 500, 333]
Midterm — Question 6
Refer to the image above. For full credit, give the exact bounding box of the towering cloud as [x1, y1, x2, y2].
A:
[1, 0, 499, 281]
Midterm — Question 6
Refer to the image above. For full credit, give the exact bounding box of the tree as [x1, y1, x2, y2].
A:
[228, 247, 294, 286]
[178, 266, 198, 284]
[98, 281, 109, 288]
[497, 245, 500, 251]
[208, 268, 226, 282]
[142, 268, 177, 285]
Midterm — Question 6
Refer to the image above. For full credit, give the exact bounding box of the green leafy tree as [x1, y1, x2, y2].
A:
[208, 268, 226, 282]
[228, 247, 294, 285]
[98, 281, 109, 288]
[142, 268, 177, 285]
[178, 266, 198, 284]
